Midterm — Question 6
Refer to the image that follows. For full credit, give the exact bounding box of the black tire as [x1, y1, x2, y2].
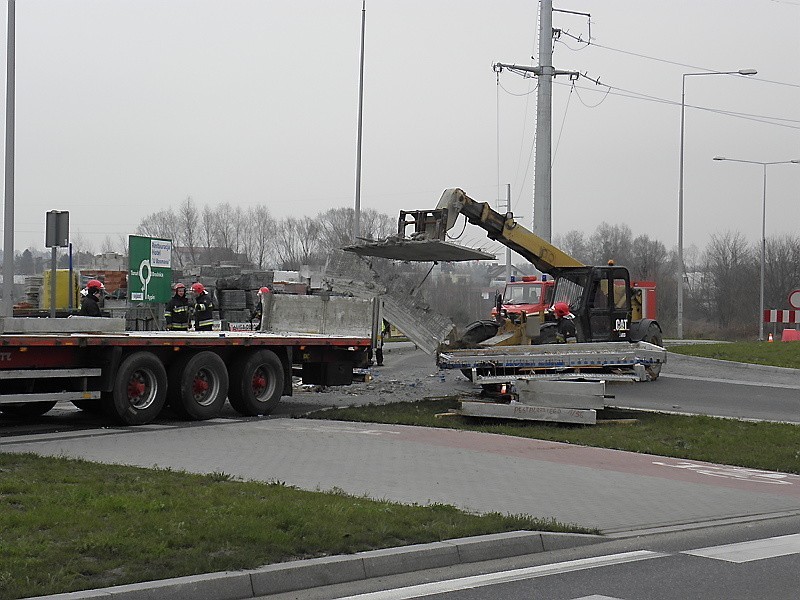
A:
[104, 351, 168, 425]
[458, 320, 499, 346]
[228, 350, 284, 416]
[642, 323, 664, 381]
[0, 401, 57, 418]
[72, 399, 104, 413]
[168, 351, 229, 420]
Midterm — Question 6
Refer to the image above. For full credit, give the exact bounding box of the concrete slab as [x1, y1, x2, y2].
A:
[0, 316, 125, 334]
[461, 401, 597, 424]
[342, 239, 496, 262]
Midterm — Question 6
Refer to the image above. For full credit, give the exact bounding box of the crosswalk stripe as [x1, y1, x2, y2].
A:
[335, 551, 663, 599]
[684, 533, 800, 563]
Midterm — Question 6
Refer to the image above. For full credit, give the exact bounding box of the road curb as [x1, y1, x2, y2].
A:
[28, 531, 605, 599]
[666, 351, 800, 375]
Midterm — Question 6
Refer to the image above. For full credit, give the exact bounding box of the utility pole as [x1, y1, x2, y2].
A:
[504, 184, 512, 282]
[352, 0, 366, 242]
[494, 0, 580, 243]
[534, 0, 553, 243]
[2, 0, 16, 318]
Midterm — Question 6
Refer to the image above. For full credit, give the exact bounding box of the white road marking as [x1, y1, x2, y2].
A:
[261, 423, 401, 436]
[334, 551, 663, 599]
[652, 460, 796, 485]
[660, 373, 800, 390]
[685, 533, 800, 563]
[573, 596, 625, 600]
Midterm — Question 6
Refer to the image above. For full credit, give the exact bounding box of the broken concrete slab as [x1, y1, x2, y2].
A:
[342, 239, 496, 262]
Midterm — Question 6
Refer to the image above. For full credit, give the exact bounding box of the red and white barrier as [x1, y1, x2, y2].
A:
[764, 309, 800, 324]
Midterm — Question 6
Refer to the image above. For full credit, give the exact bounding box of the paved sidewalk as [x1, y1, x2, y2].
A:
[7, 414, 800, 599]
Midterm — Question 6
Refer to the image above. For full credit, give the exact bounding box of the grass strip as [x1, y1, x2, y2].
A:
[307, 398, 800, 475]
[0, 452, 592, 600]
[669, 341, 800, 369]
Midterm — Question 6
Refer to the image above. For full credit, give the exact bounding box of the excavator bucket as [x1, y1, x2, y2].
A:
[342, 201, 496, 262]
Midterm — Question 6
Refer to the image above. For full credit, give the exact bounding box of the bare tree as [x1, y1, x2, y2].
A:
[554, 230, 590, 264]
[629, 235, 668, 281]
[247, 205, 274, 269]
[179, 196, 199, 265]
[136, 209, 180, 243]
[765, 234, 800, 310]
[588, 223, 634, 266]
[702, 231, 757, 331]
[271, 216, 321, 269]
[201, 205, 215, 260]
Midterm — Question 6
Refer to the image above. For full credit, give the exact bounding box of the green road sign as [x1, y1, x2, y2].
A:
[128, 235, 173, 303]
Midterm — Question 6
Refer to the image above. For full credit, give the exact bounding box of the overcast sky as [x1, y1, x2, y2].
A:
[2, 0, 798, 260]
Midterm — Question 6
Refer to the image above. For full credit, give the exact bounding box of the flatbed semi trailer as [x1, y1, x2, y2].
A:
[0, 329, 371, 425]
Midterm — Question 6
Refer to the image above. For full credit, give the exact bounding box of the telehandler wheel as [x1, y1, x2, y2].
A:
[642, 323, 664, 381]
[458, 320, 499, 346]
[168, 351, 229, 420]
[0, 401, 57, 418]
[105, 351, 168, 425]
[228, 350, 284, 416]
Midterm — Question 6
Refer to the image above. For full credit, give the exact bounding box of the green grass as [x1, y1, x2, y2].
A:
[0, 453, 592, 600]
[308, 398, 800, 475]
[669, 340, 800, 369]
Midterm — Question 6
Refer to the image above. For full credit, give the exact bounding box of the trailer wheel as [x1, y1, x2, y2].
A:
[105, 351, 168, 425]
[168, 351, 229, 420]
[643, 323, 663, 381]
[0, 401, 57, 418]
[228, 350, 283, 416]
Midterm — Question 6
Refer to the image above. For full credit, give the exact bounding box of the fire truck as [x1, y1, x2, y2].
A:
[490, 276, 555, 319]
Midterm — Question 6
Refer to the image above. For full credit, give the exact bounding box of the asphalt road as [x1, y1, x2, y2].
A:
[263, 515, 800, 599]
[1, 343, 799, 437]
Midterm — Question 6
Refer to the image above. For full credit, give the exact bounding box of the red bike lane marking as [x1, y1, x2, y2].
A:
[377, 423, 800, 498]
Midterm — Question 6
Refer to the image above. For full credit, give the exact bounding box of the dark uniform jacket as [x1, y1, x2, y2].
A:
[556, 314, 577, 343]
[165, 294, 190, 331]
[193, 291, 214, 331]
[79, 293, 101, 317]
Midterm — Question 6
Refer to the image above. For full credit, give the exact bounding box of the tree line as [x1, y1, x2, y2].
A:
[6, 196, 800, 339]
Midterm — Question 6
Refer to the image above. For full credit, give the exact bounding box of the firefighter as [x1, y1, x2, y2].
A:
[190, 282, 215, 331]
[250, 286, 271, 328]
[165, 283, 190, 331]
[78, 279, 105, 317]
[552, 301, 577, 343]
[375, 319, 389, 366]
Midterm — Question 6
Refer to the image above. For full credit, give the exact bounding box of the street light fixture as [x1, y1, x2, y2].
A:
[677, 68, 757, 339]
[712, 156, 800, 341]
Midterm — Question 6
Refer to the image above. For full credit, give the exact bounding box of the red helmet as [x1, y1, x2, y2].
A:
[86, 279, 105, 291]
[191, 282, 205, 294]
[259, 287, 271, 294]
[553, 302, 571, 318]
[173, 282, 186, 291]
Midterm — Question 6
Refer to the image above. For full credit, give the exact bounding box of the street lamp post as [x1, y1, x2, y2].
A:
[712, 156, 800, 341]
[677, 68, 757, 339]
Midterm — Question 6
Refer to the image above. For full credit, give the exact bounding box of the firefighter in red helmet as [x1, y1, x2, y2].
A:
[78, 279, 105, 317]
[190, 282, 215, 331]
[250, 286, 271, 328]
[552, 301, 577, 343]
[165, 283, 190, 331]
